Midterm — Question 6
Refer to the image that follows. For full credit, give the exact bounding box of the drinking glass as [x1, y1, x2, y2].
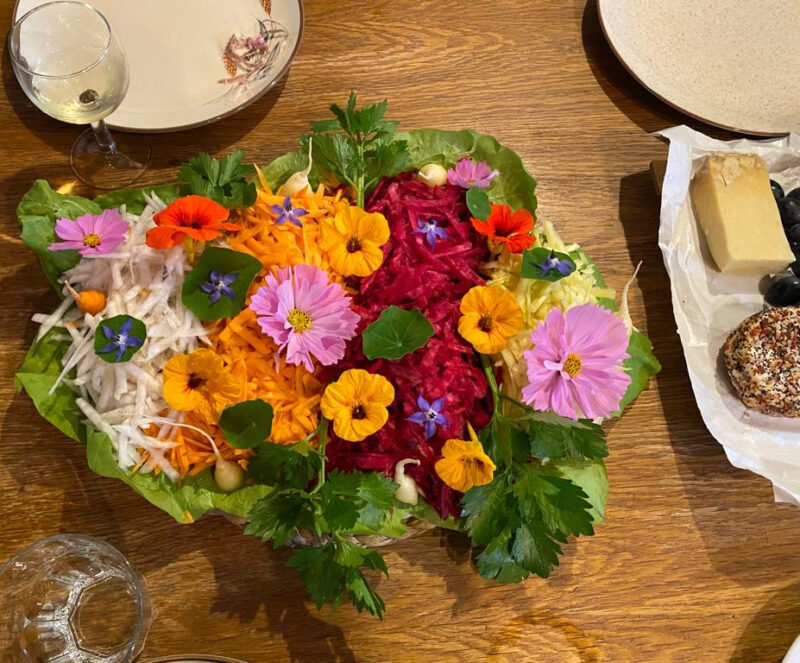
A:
[0, 534, 153, 663]
[8, 1, 151, 189]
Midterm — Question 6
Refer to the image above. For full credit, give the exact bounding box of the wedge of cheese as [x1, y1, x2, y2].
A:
[690, 153, 794, 274]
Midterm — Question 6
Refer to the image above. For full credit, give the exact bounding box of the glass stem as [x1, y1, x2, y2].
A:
[90, 119, 117, 153]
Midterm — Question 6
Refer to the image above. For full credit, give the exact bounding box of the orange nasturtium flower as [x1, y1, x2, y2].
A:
[146, 195, 240, 249]
[320, 368, 395, 442]
[162, 348, 240, 422]
[435, 423, 496, 493]
[471, 203, 536, 253]
[458, 284, 524, 354]
[318, 206, 390, 277]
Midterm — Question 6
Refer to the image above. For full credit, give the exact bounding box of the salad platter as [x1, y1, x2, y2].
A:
[16, 95, 659, 617]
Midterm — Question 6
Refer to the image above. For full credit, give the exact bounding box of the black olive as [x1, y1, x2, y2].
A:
[766, 276, 800, 306]
[779, 197, 800, 228]
[788, 187, 800, 201]
[787, 224, 800, 245]
[771, 180, 785, 201]
[791, 258, 800, 278]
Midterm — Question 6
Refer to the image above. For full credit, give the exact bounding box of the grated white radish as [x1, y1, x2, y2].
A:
[34, 202, 209, 478]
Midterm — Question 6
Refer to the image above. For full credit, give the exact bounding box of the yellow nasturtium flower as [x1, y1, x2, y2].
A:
[435, 423, 496, 493]
[457, 284, 524, 354]
[320, 368, 395, 441]
[318, 206, 390, 277]
[162, 348, 240, 422]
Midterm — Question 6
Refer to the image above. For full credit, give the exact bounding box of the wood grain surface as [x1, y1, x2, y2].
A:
[1, 1, 798, 661]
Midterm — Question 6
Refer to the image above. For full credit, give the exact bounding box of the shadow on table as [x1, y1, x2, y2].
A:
[616, 170, 800, 584]
[731, 580, 800, 663]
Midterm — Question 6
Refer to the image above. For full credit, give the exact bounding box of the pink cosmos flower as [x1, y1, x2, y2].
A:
[249, 264, 359, 373]
[447, 157, 499, 189]
[521, 303, 631, 420]
[49, 210, 129, 256]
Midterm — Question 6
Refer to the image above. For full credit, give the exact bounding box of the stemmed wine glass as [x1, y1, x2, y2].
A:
[8, 1, 151, 189]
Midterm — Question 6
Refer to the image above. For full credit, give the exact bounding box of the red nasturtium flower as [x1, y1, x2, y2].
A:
[146, 195, 240, 249]
[471, 203, 536, 253]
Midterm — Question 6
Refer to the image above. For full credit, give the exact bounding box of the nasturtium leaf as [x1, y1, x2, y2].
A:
[181, 247, 262, 321]
[520, 247, 576, 282]
[219, 399, 274, 449]
[466, 186, 491, 221]
[93, 315, 146, 364]
[361, 306, 435, 360]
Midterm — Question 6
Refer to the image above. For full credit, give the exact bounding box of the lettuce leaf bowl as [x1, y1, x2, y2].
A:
[16, 95, 659, 618]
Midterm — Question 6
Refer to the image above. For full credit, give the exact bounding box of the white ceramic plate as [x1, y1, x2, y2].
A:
[598, 0, 800, 136]
[13, 0, 303, 132]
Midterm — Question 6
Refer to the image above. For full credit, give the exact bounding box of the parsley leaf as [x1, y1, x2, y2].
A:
[526, 414, 608, 461]
[246, 442, 321, 490]
[244, 489, 316, 546]
[308, 92, 409, 207]
[178, 151, 257, 209]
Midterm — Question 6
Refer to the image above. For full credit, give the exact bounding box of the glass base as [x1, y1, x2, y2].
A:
[70, 129, 151, 189]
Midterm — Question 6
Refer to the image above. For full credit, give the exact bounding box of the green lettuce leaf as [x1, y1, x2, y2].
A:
[92, 183, 180, 215]
[87, 429, 271, 523]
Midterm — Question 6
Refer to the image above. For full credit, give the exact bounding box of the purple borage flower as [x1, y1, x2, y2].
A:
[407, 395, 449, 439]
[534, 250, 574, 277]
[99, 318, 143, 361]
[447, 157, 499, 189]
[269, 195, 309, 228]
[200, 270, 238, 304]
[412, 218, 448, 249]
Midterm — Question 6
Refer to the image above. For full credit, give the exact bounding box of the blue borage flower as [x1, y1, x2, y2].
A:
[200, 270, 238, 305]
[407, 395, 449, 439]
[269, 195, 308, 227]
[534, 250, 574, 277]
[413, 218, 448, 249]
[98, 318, 144, 362]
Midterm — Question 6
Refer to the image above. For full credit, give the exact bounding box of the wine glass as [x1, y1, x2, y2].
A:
[0, 534, 153, 662]
[8, 1, 151, 189]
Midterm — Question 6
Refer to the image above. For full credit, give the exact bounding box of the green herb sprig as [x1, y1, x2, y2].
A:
[307, 92, 410, 207]
[243, 420, 403, 619]
[178, 151, 257, 209]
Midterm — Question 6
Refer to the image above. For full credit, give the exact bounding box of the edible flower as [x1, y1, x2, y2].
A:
[201, 270, 238, 304]
[471, 204, 536, 253]
[318, 206, 390, 277]
[521, 303, 631, 420]
[98, 318, 143, 361]
[407, 395, 448, 440]
[269, 195, 308, 228]
[320, 368, 395, 442]
[412, 219, 448, 249]
[534, 249, 574, 277]
[447, 157, 499, 189]
[434, 423, 496, 493]
[162, 348, 240, 422]
[249, 264, 359, 372]
[145, 195, 239, 250]
[49, 209, 129, 256]
[458, 285, 524, 354]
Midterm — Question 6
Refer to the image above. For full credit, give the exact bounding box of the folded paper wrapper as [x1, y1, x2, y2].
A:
[656, 126, 800, 505]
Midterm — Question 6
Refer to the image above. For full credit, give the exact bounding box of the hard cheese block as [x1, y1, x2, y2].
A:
[690, 153, 794, 274]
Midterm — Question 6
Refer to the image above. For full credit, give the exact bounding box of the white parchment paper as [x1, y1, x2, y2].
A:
[656, 126, 800, 504]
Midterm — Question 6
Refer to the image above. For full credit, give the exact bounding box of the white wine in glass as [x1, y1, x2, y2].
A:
[9, 1, 151, 189]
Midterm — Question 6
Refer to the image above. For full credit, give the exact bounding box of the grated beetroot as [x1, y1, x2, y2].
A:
[326, 173, 494, 518]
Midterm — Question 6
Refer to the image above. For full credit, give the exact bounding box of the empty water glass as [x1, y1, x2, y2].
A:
[0, 534, 153, 663]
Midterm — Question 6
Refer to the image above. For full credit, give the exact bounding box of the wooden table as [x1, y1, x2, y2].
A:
[2, 1, 799, 661]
